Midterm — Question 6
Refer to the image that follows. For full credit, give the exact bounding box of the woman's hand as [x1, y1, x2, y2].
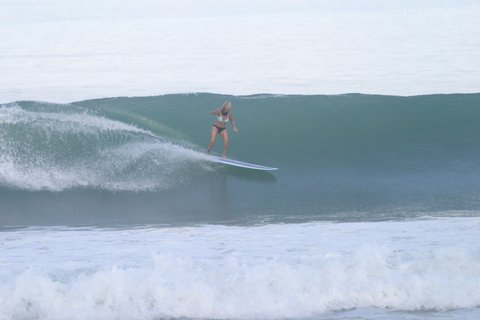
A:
[233, 126, 238, 133]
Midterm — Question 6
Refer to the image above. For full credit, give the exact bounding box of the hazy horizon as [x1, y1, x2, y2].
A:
[1, 0, 479, 102]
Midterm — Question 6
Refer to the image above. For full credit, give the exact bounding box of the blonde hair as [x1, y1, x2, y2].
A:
[222, 101, 232, 110]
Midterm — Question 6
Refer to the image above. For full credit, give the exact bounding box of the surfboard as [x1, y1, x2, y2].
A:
[207, 155, 278, 171]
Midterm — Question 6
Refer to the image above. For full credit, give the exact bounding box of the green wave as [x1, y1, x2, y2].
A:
[2, 93, 480, 225]
[74, 93, 480, 171]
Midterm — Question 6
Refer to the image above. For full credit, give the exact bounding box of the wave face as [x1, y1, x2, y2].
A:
[1, 93, 480, 225]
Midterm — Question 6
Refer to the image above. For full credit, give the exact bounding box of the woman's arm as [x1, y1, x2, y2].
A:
[210, 108, 220, 115]
[230, 113, 238, 133]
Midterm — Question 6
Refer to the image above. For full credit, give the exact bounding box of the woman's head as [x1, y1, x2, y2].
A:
[222, 101, 232, 111]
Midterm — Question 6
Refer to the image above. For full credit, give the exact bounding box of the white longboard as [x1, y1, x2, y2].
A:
[207, 155, 278, 171]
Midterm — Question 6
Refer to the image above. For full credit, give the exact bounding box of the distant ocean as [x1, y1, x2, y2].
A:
[1, 1, 480, 320]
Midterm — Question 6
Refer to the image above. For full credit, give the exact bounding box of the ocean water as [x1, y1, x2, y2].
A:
[2, 1, 480, 319]
[1, 94, 480, 319]
[1, 219, 480, 320]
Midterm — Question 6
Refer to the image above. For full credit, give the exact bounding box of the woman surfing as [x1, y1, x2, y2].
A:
[207, 101, 238, 157]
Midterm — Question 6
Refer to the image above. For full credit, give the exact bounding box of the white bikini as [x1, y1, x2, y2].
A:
[217, 112, 229, 123]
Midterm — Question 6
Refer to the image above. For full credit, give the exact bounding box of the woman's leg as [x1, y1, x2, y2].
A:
[207, 126, 217, 152]
[220, 129, 229, 157]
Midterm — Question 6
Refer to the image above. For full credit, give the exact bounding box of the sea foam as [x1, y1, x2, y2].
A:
[0, 105, 208, 191]
[1, 218, 479, 319]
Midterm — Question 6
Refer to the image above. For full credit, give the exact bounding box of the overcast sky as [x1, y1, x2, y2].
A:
[1, 0, 479, 23]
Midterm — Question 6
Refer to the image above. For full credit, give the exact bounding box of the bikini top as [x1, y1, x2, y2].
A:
[217, 110, 229, 123]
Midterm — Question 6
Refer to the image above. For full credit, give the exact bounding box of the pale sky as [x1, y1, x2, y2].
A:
[1, 0, 479, 23]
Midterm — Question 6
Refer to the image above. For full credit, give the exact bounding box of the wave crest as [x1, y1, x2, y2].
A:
[0, 105, 207, 191]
